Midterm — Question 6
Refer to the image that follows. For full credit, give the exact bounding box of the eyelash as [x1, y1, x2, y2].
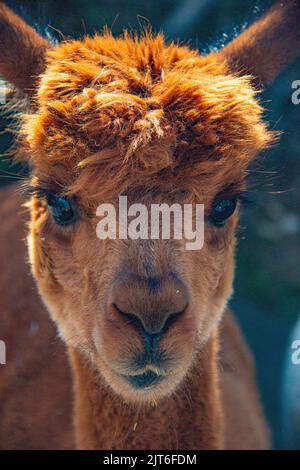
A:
[24, 185, 49, 198]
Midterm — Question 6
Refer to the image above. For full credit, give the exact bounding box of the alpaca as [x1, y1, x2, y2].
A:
[0, 1, 299, 450]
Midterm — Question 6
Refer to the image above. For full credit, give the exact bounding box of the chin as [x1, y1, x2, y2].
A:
[96, 358, 191, 404]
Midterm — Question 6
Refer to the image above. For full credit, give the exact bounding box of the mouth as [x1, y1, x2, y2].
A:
[124, 370, 163, 389]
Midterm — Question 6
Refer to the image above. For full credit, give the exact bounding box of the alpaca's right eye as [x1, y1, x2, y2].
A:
[46, 194, 77, 226]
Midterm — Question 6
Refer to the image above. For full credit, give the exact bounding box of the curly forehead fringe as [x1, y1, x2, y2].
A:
[20, 30, 275, 199]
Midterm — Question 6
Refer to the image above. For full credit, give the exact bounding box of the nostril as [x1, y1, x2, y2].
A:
[113, 302, 186, 336]
[163, 308, 185, 333]
[113, 303, 145, 332]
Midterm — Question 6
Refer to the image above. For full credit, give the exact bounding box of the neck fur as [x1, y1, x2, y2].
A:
[69, 329, 223, 450]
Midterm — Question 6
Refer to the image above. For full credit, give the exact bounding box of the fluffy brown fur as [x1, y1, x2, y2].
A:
[22, 32, 272, 201]
[0, 0, 299, 449]
[0, 187, 269, 449]
[25, 30, 273, 409]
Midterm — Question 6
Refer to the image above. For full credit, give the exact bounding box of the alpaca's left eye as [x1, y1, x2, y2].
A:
[46, 194, 77, 226]
[209, 198, 237, 227]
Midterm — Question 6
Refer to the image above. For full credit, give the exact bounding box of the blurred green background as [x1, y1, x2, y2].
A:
[1, 0, 299, 449]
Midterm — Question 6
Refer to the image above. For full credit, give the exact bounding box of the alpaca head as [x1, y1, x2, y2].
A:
[1, 1, 299, 403]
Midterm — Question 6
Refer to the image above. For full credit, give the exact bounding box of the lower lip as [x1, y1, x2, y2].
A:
[125, 371, 163, 389]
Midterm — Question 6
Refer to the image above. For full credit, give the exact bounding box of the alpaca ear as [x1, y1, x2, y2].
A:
[217, 0, 300, 87]
[0, 2, 51, 95]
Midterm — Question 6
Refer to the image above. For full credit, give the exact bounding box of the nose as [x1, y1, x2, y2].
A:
[110, 272, 189, 335]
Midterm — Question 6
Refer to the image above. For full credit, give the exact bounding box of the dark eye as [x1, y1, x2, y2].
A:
[46, 194, 77, 226]
[209, 198, 237, 227]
